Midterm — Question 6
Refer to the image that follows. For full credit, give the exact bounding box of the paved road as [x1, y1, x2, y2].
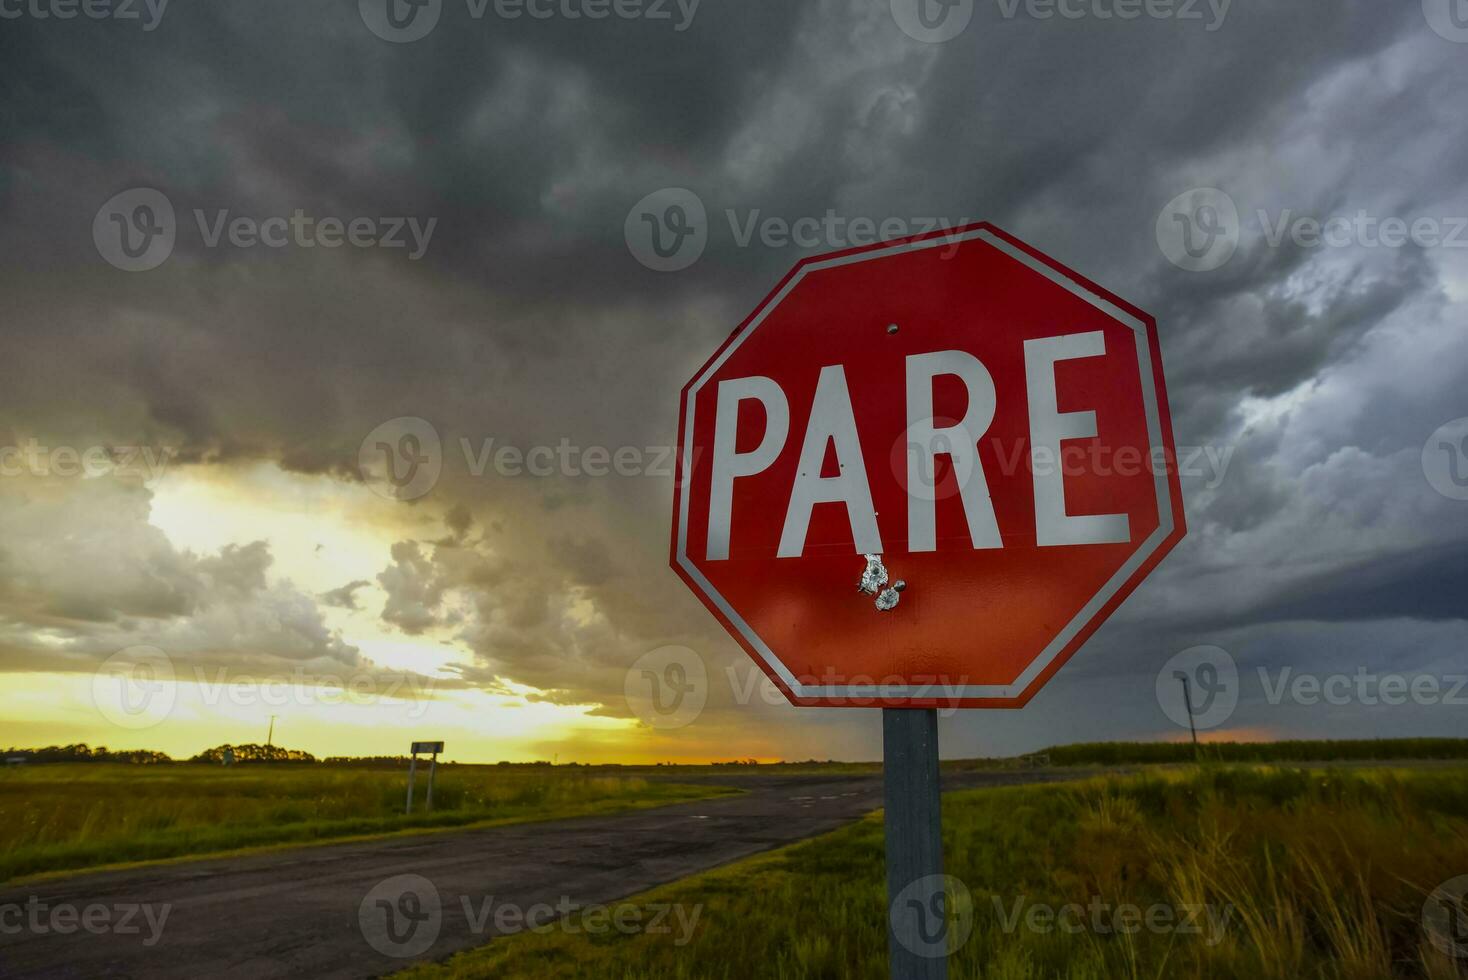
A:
[0, 770, 1075, 979]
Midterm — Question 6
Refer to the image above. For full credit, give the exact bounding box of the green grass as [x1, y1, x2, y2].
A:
[1045, 739, 1468, 766]
[0, 763, 736, 883]
[399, 765, 1468, 980]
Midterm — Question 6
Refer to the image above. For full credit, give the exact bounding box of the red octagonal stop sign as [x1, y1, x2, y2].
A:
[670, 223, 1186, 708]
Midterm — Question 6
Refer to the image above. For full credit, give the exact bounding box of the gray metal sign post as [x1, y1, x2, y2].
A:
[405, 741, 444, 815]
[884, 708, 947, 979]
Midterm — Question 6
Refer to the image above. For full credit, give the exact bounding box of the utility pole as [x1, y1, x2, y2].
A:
[1175, 672, 1199, 758]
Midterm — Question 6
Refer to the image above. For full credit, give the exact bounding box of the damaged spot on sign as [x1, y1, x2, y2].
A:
[858, 555, 905, 612]
[858, 553, 888, 595]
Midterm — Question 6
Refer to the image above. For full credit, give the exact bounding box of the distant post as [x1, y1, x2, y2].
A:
[1176, 672, 1199, 757]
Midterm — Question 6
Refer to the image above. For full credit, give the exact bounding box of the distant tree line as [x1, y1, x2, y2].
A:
[0, 743, 321, 765]
[190, 743, 316, 764]
[1045, 738, 1468, 766]
[2, 744, 171, 764]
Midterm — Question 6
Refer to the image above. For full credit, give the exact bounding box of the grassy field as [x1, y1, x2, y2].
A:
[401, 765, 1468, 980]
[1045, 739, 1468, 766]
[0, 763, 736, 883]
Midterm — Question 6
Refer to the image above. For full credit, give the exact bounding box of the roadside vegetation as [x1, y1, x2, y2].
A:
[1045, 738, 1468, 766]
[402, 765, 1468, 979]
[0, 763, 735, 882]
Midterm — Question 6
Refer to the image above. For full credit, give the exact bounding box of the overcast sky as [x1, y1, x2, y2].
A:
[0, 0, 1465, 762]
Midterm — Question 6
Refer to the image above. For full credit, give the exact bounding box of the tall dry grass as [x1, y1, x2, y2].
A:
[0, 764, 721, 881]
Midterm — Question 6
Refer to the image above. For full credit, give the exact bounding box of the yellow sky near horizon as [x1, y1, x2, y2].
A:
[0, 462, 705, 764]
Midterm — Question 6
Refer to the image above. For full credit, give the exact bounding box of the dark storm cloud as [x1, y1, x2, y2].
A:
[1234, 540, 1468, 627]
[1, 0, 1466, 754]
